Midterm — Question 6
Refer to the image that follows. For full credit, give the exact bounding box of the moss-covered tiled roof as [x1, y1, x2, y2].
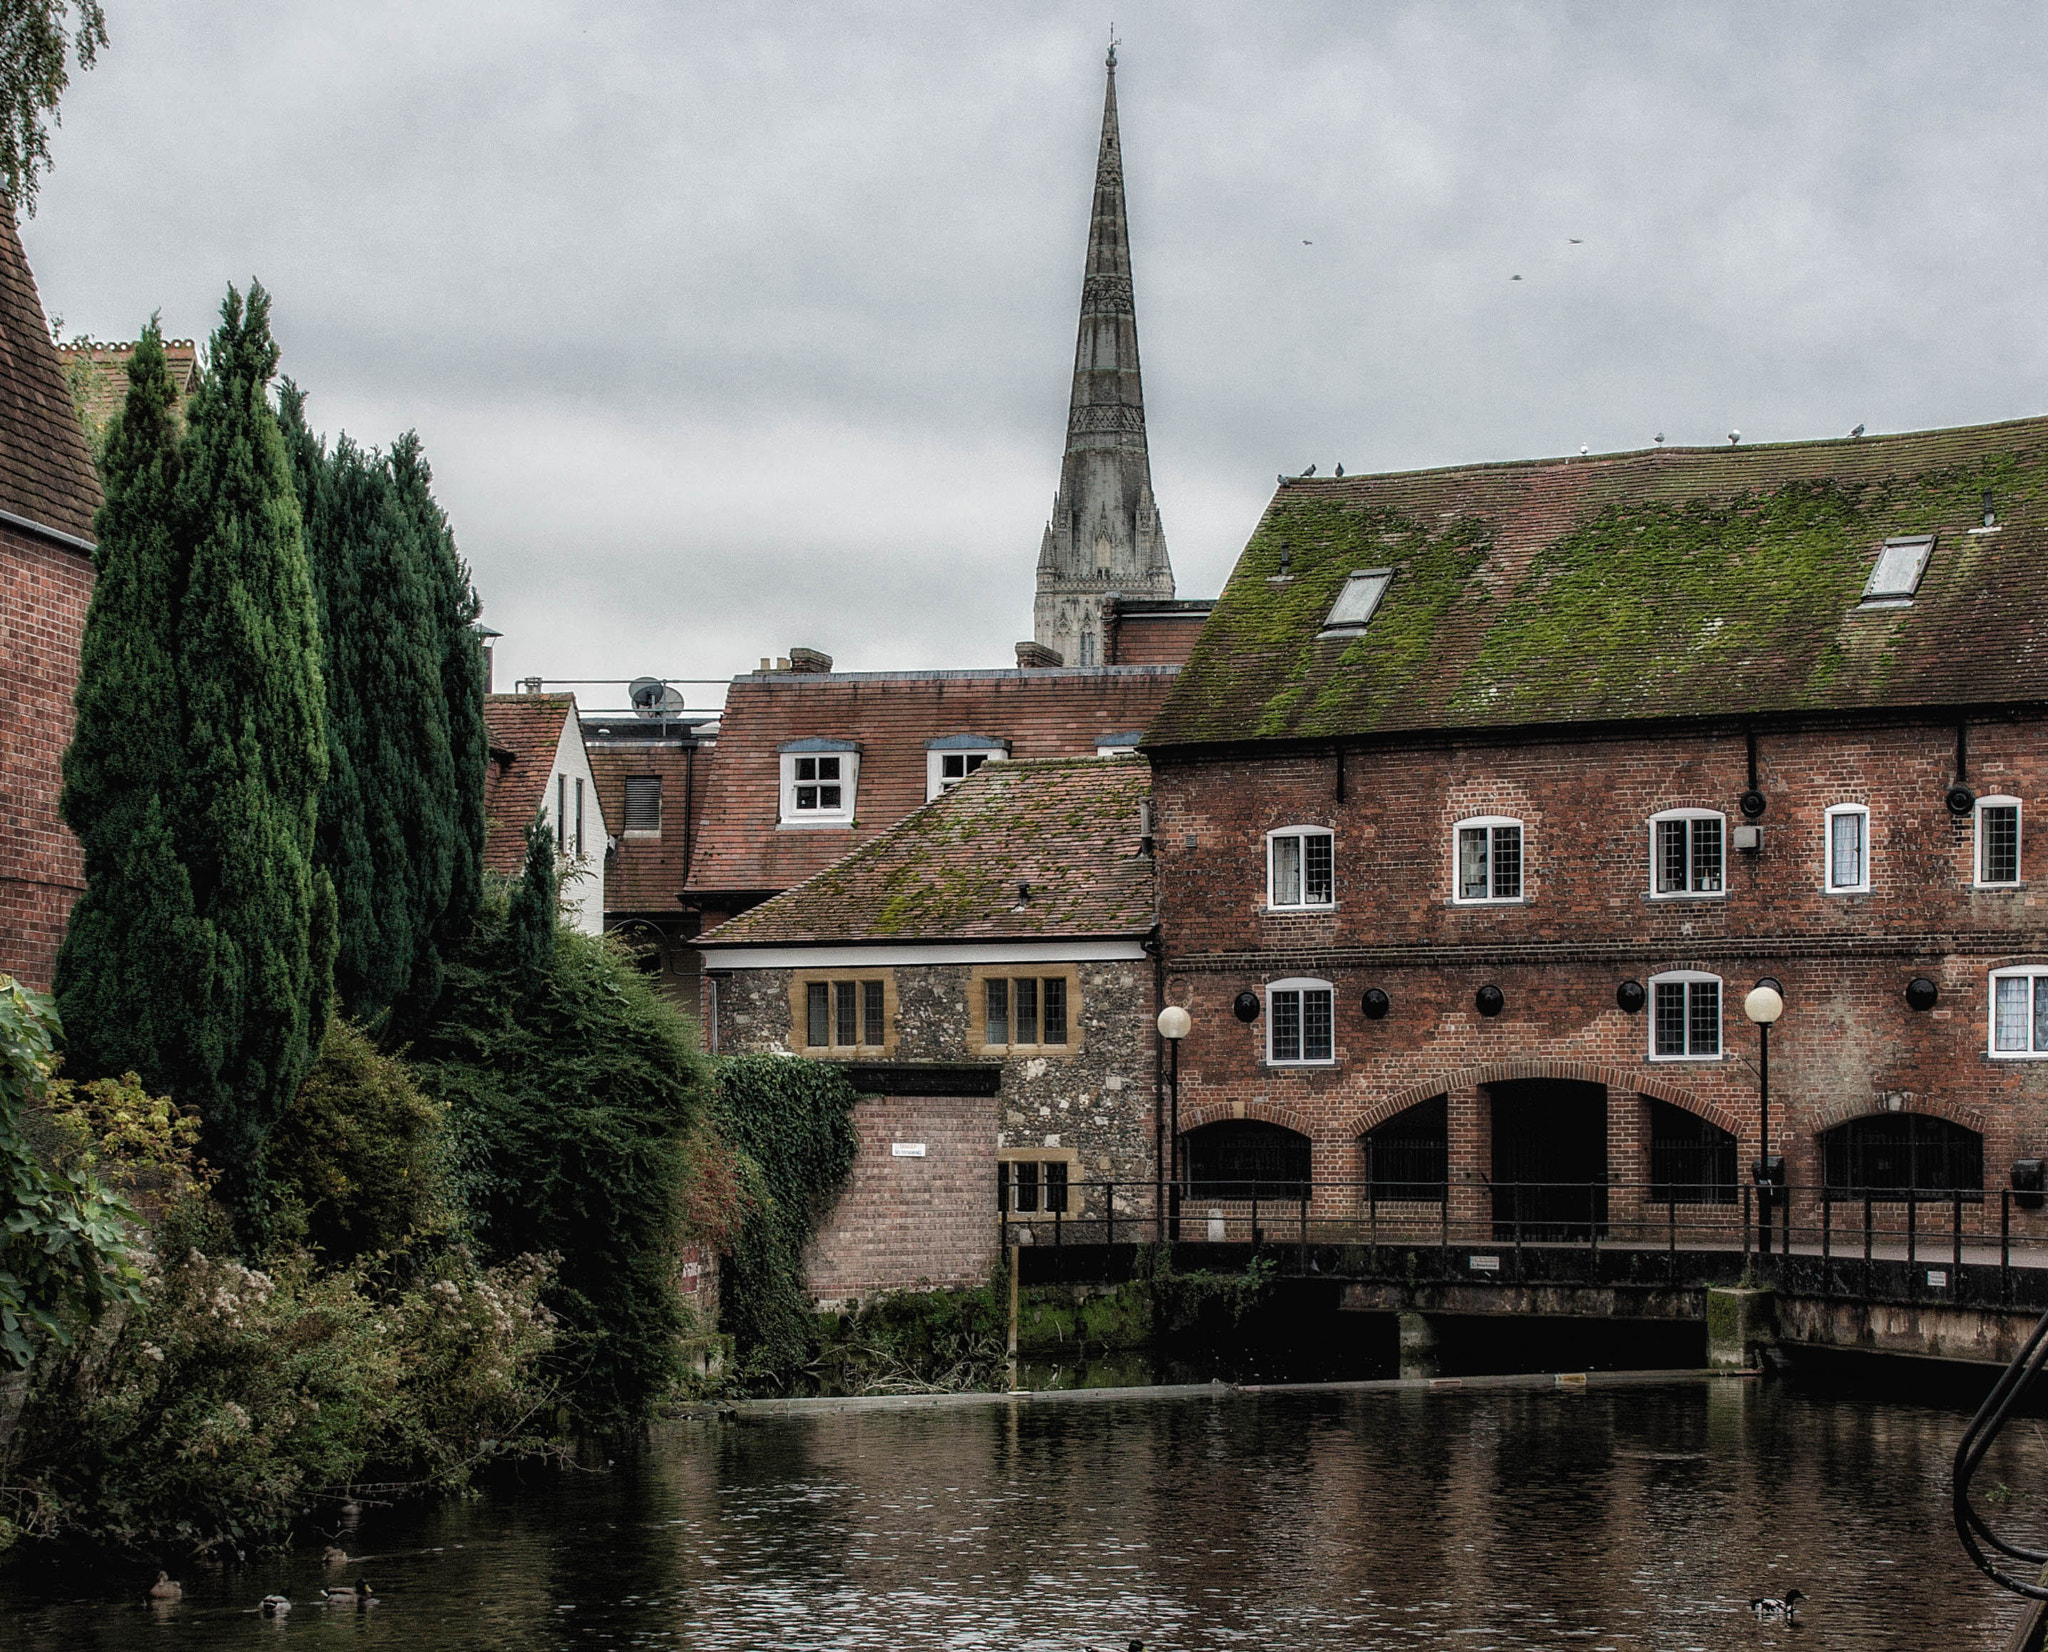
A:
[1147, 418, 2048, 749]
[695, 756, 1154, 947]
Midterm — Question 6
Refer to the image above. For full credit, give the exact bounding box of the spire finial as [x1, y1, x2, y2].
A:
[1106, 24, 1118, 70]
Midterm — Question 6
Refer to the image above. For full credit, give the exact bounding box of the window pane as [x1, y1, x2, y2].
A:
[943, 754, 964, 778]
[1655, 819, 1685, 893]
[986, 979, 1008, 1046]
[835, 982, 857, 1046]
[963, 754, 986, 777]
[1044, 1161, 1069, 1214]
[796, 786, 817, 810]
[1692, 818, 1722, 892]
[796, 758, 816, 781]
[1305, 835, 1333, 904]
[807, 982, 830, 1047]
[817, 757, 840, 781]
[1272, 990, 1302, 1061]
[863, 980, 885, 1046]
[1303, 989, 1333, 1061]
[1015, 977, 1038, 1045]
[1014, 1161, 1039, 1213]
[1492, 826, 1522, 899]
[1458, 828, 1488, 899]
[1983, 806, 2020, 883]
[1654, 982, 1687, 1056]
[1996, 976, 2029, 1051]
[819, 785, 841, 810]
[1273, 835, 1302, 905]
[1832, 812, 1864, 887]
[1688, 980, 1720, 1057]
[1041, 978, 1068, 1045]
[2036, 977, 2048, 1056]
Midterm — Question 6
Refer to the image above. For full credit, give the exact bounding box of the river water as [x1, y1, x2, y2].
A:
[3, 1377, 2040, 1651]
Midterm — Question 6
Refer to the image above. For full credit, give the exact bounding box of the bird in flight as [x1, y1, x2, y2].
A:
[1510, 274, 1522, 281]
[1567, 238, 1583, 244]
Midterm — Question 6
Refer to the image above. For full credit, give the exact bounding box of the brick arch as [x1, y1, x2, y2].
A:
[1177, 1098, 1315, 1138]
[1808, 1094, 1990, 1136]
[1335, 1059, 1746, 1140]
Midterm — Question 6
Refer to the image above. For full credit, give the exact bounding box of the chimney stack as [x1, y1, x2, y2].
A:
[787, 647, 834, 674]
[1015, 641, 1064, 670]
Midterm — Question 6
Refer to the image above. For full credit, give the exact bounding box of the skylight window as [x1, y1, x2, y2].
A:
[1322, 568, 1393, 634]
[1861, 535, 1934, 604]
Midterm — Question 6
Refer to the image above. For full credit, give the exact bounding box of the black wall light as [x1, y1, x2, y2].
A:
[1361, 987, 1391, 1020]
[1232, 990, 1262, 1023]
[1946, 783, 1977, 818]
[1906, 976, 1940, 1012]
[1739, 790, 1767, 820]
[1616, 979, 1646, 1014]
[1475, 984, 1505, 1018]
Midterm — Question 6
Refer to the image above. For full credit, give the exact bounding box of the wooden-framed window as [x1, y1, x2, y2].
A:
[787, 969, 897, 1057]
[779, 741, 859, 826]
[1649, 809, 1724, 898]
[1267, 977, 1336, 1065]
[1267, 826, 1335, 910]
[925, 737, 1008, 801]
[1649, 970, 1721, 1061]
[1454, 816, 1524, 904]
[1824, 804, 1870, 893]
[971, 965, 1083, 1055]
[1991, 967, 2048, 1059]
[1977, 796, 2022, 888]
[998, 1150, 1078, 1214]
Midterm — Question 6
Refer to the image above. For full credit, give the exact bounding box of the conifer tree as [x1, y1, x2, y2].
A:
[57, 288, 335, 1217]
[506, 815, 558, 991]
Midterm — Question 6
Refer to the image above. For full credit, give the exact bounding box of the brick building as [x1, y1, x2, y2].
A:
[1145, 420, 2048, 1243]
[482, 690, 607, 935]
[683, 648, 1181, 940]
[0, 212, 104, 992]
[54, 335, 200, 455]
[698, 756, 1158, 1302]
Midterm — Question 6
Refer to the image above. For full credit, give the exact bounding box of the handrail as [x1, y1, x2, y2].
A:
[1955, 1304, 2048, 1600]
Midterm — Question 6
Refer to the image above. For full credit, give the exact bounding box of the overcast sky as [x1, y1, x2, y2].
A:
[25, 3, 2048, 708]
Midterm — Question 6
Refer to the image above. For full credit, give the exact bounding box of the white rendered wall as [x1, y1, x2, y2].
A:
[547, 706, 607, 936]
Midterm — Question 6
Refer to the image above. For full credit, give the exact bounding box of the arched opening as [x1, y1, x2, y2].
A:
[1821, 1114, 1984, 1201]
[1648, 1099, 1738, 1204]
[1489, 1078, 1607, 1240]
[1182, 1120, 1310, 1202]
[609, 919, 666, 977]
[1364, 1096, 1446, 1203]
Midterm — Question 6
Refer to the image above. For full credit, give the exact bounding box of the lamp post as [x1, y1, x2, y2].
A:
[1744, 980, 1786, 1254]
[1158, 1005, 1191, 1245]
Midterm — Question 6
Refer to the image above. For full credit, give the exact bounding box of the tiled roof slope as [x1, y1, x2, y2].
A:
[1148, 418, 2048, 750]
[698, 756, 1153, 947]
[687, 666, 1180, 895]
[0, 213, 100, 542]
[482, 693, 571, 874]
[587, 741, 696, 912]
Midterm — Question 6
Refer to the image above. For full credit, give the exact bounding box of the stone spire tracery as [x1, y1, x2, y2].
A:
[1033, 45, 1174, 668]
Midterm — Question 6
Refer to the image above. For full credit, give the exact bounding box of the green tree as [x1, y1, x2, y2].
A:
[56, 287, 335, 1222]
[0, 1, 105, 217]
[280, 397, 484, 1031]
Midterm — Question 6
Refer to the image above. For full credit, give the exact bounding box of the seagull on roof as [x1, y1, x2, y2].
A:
[1850, 423, 1865, 438]
[1654, 433, 1665, 445]
[1579, 445, 1589, 456]
[1729, 429, 1741, 444]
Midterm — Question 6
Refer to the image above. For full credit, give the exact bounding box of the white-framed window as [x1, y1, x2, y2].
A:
[1321, 568, 1393, 636]
[1649, 809, 1725, 898]
[1977, 796, 2022, 888]
[1267, 826, 1335, 910]
[1861, 534, 1934, 605]
[1824, 804, 1870, 893]
[1454, 817, 1524, 904]
[779, 740, 859, 825]
[1267, 977, 1336, 1065]
[1649, 971, 1722, 1061]
[1991, 967, 2048, 1058]
[924, 737, 1008, 801]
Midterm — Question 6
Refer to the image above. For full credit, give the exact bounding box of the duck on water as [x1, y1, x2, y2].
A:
[1750, 1589, 1807, 1622]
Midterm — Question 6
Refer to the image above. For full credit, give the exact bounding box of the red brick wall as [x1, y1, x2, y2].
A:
[1108, 613, 1206, 666]
[0, 521, 90, 991]
[806, 1091, 999, 1303]
[1151, 718, 2048, 1232]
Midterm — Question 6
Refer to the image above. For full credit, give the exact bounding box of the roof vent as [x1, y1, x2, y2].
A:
[1861, 535, 1934, 605]
[1320, 568, 1393, 636]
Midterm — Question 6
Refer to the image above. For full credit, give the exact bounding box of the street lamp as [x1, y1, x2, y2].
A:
[1744, 979, 1786, 1254]
[1158, 1005, 1191, 1244]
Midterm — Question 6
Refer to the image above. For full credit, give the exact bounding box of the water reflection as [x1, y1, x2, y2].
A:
[3, 1380, 2039, 1650]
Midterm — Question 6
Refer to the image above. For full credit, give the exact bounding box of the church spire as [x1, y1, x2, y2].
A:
[1032, 44, 1173, 668]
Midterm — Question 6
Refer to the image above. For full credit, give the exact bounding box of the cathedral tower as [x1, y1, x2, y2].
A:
[1032, 45, 1174, 668]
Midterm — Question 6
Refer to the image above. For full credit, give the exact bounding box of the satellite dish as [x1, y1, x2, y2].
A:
[628, 677, 686, 719]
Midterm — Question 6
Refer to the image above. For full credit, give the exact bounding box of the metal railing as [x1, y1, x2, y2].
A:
[998, 1178, 2048, 1310]
[1955, 1305, 2048, 1611]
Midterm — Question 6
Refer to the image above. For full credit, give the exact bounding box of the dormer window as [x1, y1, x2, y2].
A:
[779, 738, 859, 826]
[1861, 535, 1933, 605]
[1320, 568, 1393, 636]
[925, 735, 1009, 801]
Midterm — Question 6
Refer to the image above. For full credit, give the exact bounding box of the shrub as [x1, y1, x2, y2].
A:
[265, 1018, 453, 1265]
[407, 888, 709, 1430]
